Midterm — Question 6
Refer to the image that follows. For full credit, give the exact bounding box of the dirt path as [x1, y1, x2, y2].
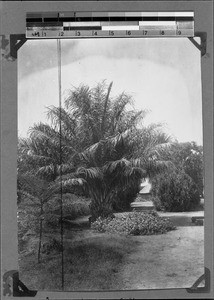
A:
[118, 227, 204, 290]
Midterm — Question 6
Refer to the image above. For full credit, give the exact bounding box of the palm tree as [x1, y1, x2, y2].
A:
[46, 81, 146, 148]
[18, 81, 172, 221]
[60, 127, 172, 220]
[19, 81, 144, 176]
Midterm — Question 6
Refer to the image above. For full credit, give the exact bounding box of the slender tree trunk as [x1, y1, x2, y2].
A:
[38, 200, 43, 263]
[38, 219, 43, 263]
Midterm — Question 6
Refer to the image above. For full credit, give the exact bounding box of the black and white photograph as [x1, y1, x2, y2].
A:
[17, 36, 205, 291]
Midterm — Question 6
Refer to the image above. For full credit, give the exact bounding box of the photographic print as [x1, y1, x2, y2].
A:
[17, 37, 204, 291]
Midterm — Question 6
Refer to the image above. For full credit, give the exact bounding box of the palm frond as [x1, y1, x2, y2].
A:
[106, 130, 130, 148]
[62, 178, 86, 186]
[57, 163, 75, 175]
[46, 106, 77, 137]
[145, 159, 174, 178]
[64, 84, 92, 113]
[105, 157, 130, 172]
[35, 164, 57, 178]
[29, 123, 60, 147]
[17, 190, 40, 205]
[76, 166, 103, 180]
[101, 81, 113, 135]
[148, 142, 172, 159]
[56, 178, 86, 194]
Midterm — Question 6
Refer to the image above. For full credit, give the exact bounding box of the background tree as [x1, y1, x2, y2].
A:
[161, 141, 204, 197]
[151, 169, 201, 212]
[17, 173, 60, 261]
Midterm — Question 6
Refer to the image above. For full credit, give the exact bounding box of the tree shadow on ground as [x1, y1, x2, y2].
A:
[19, 233, 139, 291]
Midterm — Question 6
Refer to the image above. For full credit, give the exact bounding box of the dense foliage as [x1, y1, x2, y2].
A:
[161, 141, 204, 197]
[18, 81, 171, 222]
[151, 169, 201, 212]
[112, 177, 142, 212]
[91, 211, 176, 235]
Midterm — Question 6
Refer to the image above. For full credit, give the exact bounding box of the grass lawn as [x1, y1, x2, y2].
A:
[19, 218, 204, 291]
[19, 229, 140, 291]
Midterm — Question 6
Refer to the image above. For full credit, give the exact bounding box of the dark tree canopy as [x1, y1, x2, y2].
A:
[18, 81, 174, 219]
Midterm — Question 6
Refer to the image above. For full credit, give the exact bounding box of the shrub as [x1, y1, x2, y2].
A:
[91, 211, 175, 235]
[166, 142, 204, 197]
[152, 196, 164, 211]
[44, 193, 91, 222]
[63, 194, 91, 219]
[151, 170, 201, 212]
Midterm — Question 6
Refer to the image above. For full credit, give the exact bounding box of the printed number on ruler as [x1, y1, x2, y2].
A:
[31, 31, 47, 37]
[32, 31, 40, 37]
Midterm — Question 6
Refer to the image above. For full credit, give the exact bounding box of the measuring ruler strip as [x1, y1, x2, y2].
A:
[26, 29, 193, 38]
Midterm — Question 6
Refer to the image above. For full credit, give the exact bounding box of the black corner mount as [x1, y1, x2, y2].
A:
[13, 271, 37, 297]
[3, 270, 37, 297]
[1, 34, 27, 61]
[186, 267, 210, 293]
[188, 32, 207, 57]
[10, 34, 27, 59]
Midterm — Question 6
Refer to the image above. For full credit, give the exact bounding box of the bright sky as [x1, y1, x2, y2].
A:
[18, 37, 203, 145]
